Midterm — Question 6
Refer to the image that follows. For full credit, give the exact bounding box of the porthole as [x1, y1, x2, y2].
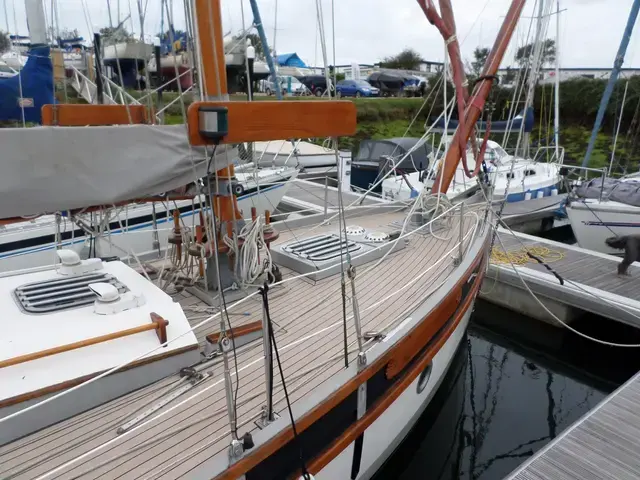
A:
[416, 363, 433, 394]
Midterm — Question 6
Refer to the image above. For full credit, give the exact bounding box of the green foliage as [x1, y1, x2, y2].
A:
[0, 31, 9, 54]
[515, 39, 556, 68]
[379, 48, 423, 71]
[99, 26, 133, 43]
[470, 47, 490, 77]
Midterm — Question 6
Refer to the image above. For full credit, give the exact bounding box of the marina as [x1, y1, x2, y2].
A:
[1, 0, 640, 477]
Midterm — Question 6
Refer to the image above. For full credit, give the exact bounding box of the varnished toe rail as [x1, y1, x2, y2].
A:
[0, 312, 169, 369]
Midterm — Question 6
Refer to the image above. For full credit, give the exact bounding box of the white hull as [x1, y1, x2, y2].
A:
[566, 200, 640, 254]
[103, 42, 153, 61]
[0, 180, 294, 272]
[252, 140, 341, 169]
[382, 160, 560, 203]
[317, 307, 472, 479]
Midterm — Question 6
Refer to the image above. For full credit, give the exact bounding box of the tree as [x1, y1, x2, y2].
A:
[230, 33, 265, 60]
[515, 39, 556, 68]
[0, 31, 9, 54]
[379, 48, 424, 71]
[99, 26, 133, 44]
[470, 47, 490, 77]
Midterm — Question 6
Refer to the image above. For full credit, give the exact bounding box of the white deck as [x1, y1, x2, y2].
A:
[0, 261, 198, 403]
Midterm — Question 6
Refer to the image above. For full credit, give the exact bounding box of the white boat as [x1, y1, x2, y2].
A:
[0, 50, 27, 70]
[252, 139, 345, 169]
[566, 175, 640, 255]
[382, 140, 562, 203]
[0, 0, 523, 477]
[103, 41, 154, 62]
[0, 166, 298, 272]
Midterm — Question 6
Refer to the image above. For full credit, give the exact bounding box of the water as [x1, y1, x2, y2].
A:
[374, 301, 640, 480]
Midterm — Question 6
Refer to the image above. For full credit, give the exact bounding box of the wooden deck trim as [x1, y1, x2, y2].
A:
[306, 257, 486, 475]
[214, 244, 487, 480]
[0, 344, 198, 409]
[206, 321, 263, 344]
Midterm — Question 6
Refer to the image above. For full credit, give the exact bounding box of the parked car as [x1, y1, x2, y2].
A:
[265, 76, 308, 96]
[298, 75, 334, 97]
[0, 61, 18, 79]
[336, 79, 380, 98]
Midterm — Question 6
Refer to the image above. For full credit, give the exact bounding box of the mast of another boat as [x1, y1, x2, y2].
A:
[521, 0, 547, 159]
[581, 0, 640, 169]
[553, 0, 561, 163]
[422, 0, 527, 195]
[248, 0, 284, 100]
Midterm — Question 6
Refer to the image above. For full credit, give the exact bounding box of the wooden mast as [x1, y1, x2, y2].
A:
[420, 0, 527, 195]
[194, 0, 228, 100]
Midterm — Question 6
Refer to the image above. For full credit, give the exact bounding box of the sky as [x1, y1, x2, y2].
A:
[2, 0, 640, 69]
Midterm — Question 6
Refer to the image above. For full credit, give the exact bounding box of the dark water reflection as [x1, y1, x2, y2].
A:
[373, 323, 609, 480]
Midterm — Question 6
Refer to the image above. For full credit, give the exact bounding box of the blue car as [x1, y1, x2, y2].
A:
[336, 79, 380, 98]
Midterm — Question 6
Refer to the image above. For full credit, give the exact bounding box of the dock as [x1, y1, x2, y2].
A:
[506, 370, 640, 480]
[481, 228, 640, 329]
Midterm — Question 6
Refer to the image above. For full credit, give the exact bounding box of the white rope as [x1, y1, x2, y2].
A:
[222, 215, 273, 289]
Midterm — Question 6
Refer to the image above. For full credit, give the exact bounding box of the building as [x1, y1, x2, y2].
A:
[497, 66, 640, 87]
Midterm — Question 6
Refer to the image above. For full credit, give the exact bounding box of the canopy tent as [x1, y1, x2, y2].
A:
[431, 107, 535, 134]
[276, 53, 307, 68]
[0, 46, 53, 124]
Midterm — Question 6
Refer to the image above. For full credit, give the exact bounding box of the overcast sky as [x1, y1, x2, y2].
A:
[2, 0, 639, 68]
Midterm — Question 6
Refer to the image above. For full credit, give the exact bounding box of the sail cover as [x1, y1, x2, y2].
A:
[575, 177, 640, 208]
[0, 125, 236, 219]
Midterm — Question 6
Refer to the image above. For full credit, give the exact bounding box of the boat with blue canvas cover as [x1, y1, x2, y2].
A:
[0, 45, 53, 123]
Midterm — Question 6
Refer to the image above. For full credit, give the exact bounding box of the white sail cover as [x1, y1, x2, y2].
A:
[0, 125, 237, 218]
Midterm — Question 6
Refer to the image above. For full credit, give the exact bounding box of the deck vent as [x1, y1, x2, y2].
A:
[346, 225, 365, 236]
[364, 232, 390, 243]
[272, 227, 405, 281]
[14, 273, 128, 314]
[282, 234, 362, 262]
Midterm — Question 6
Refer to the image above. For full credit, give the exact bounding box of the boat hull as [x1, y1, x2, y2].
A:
[566, 200, 640, 254]
[0, 182, 293, 272]
[316, 305, 471, 479]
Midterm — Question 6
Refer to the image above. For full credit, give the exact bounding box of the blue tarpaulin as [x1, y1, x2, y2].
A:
[275, 53, 307, 68]
[0, 45, 54, 124]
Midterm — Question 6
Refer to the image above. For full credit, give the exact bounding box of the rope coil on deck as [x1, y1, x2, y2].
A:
[490, 246, 565, 266]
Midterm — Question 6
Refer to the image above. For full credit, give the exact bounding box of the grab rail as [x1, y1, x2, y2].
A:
[0, 312, 168, 369]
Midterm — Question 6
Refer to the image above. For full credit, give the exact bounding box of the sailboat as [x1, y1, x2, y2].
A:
[0, 0, 526, 479]
[565, 0, 640, 255]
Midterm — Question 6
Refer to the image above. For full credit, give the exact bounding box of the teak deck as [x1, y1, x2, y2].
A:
[0, 205, 484, 479]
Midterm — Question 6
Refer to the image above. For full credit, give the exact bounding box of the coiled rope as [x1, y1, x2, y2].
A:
[490, 245, 565, 266]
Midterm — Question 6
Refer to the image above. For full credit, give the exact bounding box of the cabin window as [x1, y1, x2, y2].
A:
[506, 172, 515, 179]
[524, 169, 537, 176]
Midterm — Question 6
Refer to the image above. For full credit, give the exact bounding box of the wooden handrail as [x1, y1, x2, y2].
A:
[0, 313, 169, 370]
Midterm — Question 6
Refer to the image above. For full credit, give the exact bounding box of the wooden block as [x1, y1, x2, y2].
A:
[41, 104, 149, 126]
[187, 100, 357, 146]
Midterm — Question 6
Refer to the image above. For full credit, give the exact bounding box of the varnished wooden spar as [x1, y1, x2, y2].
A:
[186, 100, 358, 146]
[0, 313, 168, 370]
[214, 243, 488, 480]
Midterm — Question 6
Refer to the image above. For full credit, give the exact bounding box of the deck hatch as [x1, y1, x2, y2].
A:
[14, 273, 128, 314]
[283, 234, 362, 262]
